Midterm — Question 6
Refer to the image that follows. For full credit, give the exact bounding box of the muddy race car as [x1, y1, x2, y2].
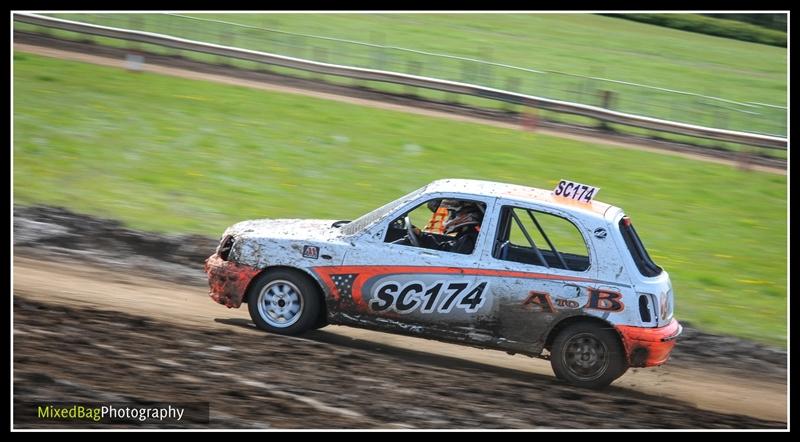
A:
[205, 179, 681, 388]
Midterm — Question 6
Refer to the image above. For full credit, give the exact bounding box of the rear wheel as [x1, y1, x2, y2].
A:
[550, 322, 627, 389]
[247, 269, 321, 335]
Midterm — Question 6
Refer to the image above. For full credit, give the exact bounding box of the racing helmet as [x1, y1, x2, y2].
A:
[442, 200, 483, 234]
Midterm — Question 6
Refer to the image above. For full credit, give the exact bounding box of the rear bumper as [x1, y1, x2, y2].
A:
[615, 319, 682, 367]
[204, 253, 261, 308]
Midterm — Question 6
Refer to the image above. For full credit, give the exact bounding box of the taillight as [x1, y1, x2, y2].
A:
[638, 294, 652, 323]
[636, 293, 658, 326]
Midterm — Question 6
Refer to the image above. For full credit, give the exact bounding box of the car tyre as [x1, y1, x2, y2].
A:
[247, 269, 321, 335]
[550, 322, 628, 389]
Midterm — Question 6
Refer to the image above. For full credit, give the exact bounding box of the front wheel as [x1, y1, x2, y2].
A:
[550, 322, 628, 389]
[247, 269, 321, 335]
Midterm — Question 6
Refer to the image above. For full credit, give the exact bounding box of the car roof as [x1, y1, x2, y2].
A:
[424, 178, 620, 220]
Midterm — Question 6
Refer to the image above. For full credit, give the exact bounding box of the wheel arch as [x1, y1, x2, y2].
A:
[544, 314, 622, 351]
[243, 265, 329, 326]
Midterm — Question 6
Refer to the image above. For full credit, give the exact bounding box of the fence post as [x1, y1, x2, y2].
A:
[505, 77, 521, 112]
[370, 31, 386, 70]
[460, 60, 473, 84]
[539, 72, 550, 98]
[577, 78, 590, 103]
[736, 146, 754, 172]
[313, 47, 328, 82]
[405, 60, 422, 96]
[521, 107, 539, 132]
[714, 105, 728, 130]
[446, 62, 460, 103]
[34, 15, 52, 37]
[218, 29, 232, 65]
[128, 15, 142, 50]
[290, 35, 303, 59]
[598, 90, 616, 131]
[164, 14, 176, 57]
[479, 47, 494, 87]
[81, 13, 96, 45]
[669, 100, 679, 123]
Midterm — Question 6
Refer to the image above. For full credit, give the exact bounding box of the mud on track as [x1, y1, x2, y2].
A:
[13, 297, 783, 429]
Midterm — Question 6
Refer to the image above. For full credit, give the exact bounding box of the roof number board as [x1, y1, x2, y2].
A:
[553, 179, 599, 203]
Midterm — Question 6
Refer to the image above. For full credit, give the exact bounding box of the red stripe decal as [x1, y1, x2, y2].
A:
[312, 265, 596, 310]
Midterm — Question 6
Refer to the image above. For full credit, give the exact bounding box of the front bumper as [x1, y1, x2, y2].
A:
[615, 319, 682, 367]
[204, 253, 261, 308]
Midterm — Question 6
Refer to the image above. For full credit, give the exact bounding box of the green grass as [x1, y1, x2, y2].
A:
[27, 12, 787, 136]
[13, 53, 787, 347]
[11, 26, 789, 154]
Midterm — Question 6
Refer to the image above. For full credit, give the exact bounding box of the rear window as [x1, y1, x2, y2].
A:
[619, 217, 662, 277]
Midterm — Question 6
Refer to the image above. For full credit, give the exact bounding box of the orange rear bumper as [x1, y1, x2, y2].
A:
[615, 319, 682, 367]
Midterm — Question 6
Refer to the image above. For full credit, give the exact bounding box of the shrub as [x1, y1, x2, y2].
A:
[602, 14, 787, 47]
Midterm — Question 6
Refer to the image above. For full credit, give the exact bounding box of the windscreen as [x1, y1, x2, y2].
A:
[340, 186, 427, 236]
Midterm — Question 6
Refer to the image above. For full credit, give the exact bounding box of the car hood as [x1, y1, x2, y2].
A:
[223, 218, 344, 242]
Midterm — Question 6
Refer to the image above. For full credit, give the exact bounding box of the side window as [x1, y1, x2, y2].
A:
[493, 206, 590, 271]
[384, 198, 486, 255]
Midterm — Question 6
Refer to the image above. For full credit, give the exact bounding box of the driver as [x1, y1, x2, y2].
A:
[436, 200, 484, 254]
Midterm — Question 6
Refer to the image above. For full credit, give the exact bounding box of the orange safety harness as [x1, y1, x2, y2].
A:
[424, 207, 449, 234]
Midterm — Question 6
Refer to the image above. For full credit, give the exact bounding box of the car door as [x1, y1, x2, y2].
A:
[476, 199, 600, 354]
[323, 193, 498, 344]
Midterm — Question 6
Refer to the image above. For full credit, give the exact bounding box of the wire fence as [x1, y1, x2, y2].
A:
[36, 13, 786, 138]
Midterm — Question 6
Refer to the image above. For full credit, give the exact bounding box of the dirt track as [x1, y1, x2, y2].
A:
[12, 255, 786, 428]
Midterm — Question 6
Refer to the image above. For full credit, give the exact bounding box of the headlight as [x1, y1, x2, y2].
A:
[218, 235, 235, 261]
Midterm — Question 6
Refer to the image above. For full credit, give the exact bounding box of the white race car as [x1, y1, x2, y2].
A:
[205, 178, 681, 388]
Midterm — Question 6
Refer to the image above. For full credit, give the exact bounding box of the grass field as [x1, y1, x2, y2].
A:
[13, 53, 787, 346]
[26, 13, 787, 137]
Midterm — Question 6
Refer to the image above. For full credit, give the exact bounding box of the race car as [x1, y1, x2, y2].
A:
[205, 178, 681, 388]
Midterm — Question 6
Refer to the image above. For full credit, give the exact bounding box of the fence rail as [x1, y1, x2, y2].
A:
[13, 13, 787, 150]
